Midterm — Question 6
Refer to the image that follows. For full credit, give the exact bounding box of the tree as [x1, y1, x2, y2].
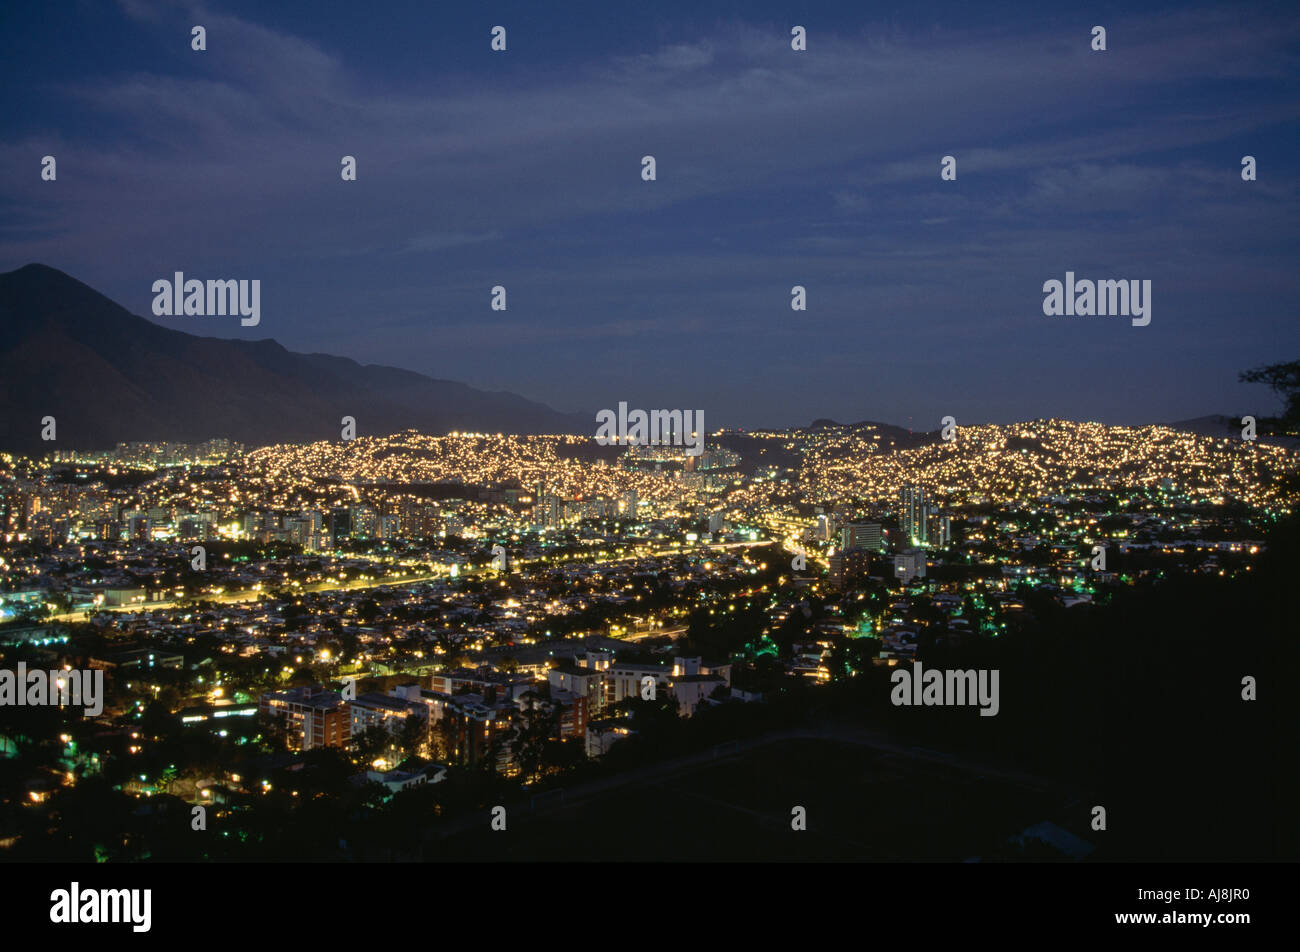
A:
[350, 725, 391, 767]
[430, 714, 457, 763]
[397, 714, 428, 761]
[509, 696, 561, 781]
[1240, 358, 1300, 432]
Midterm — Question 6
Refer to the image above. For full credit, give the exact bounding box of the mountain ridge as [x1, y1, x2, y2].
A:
[0, 265, 1281, 454]
[0, 264, 589, 452]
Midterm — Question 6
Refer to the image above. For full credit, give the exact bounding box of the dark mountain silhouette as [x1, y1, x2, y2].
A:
[1169, 414, 1299, 448]
[0, 264, 588, 452]
[1170, 414, 1245, 438]
[714, 418, 926, 472]
[745, 417, 920, 441]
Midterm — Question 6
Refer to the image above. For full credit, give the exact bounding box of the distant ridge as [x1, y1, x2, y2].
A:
[1168, 414, 1298, 448]
[0, 264, 589, 453]
[2, 265, 1287, 456]
[1170, 415, 1242, 438]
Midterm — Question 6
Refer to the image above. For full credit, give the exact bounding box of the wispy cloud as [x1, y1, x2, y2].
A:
[1, 3, 1297, 426]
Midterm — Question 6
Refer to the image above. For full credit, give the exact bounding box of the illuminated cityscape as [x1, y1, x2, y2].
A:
[2, 4, 1296, 927]
[1, 417, 1294, 861]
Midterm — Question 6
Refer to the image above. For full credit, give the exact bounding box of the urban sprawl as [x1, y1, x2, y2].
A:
[0, 422, 1292, 858]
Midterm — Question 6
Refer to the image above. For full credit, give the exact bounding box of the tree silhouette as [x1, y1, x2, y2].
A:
[1240, 358, 1300, 432]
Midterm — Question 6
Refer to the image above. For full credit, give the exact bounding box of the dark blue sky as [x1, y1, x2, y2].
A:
[3, 0, 1298, 429]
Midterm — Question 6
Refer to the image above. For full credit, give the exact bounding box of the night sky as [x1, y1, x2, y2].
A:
[3, 0, 1298, 430]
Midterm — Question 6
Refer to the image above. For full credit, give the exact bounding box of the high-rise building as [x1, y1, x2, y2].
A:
[351, 505, 378, 539]
[828, 549, 872, 589]
[841, 522, 883, 552]
[816, 513, 834, 541]
[286, 511, 322, 548]
[177, 513, 215, 540]
[899, 486, 927, 546]
[95, 519, 120, 541]
[927, 511, 951, 548]
[329, 507, 351, 547]
[894, 547, 927, 583]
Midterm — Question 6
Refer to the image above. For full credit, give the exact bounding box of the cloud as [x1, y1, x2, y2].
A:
[614, 41, 716, 75]
[2, 4, 1298, 426]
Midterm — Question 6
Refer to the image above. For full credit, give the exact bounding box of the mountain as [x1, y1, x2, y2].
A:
[1170, 415, 1246, 439]
[804, 418, 924, 443]
[713, 418, 928, 473]
[1169, 415, 1298, 448]
[0, 264, 588, 453]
